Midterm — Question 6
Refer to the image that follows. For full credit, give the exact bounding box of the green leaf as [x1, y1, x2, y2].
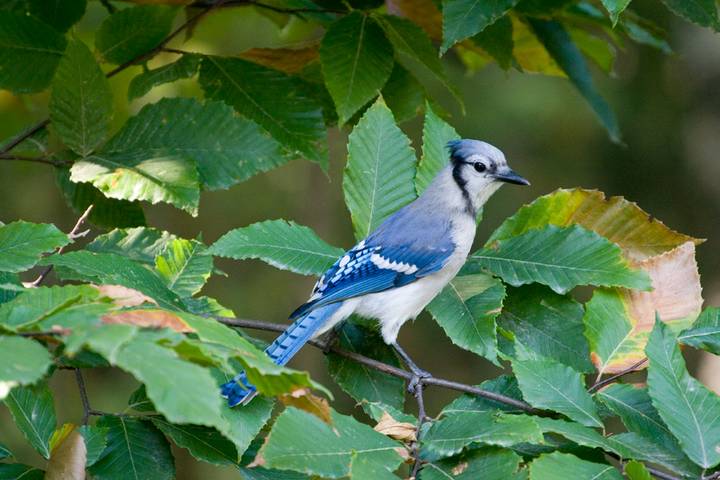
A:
[441, 0, 520, 54]
[208, 219, 343, 276]
[0, 221, 69, 273]
[498, 285, 593, 373]
[0, 337, 52, 387]
[646, 320, 720, 468]
[27, 0, 86, 32]
[534, 417, 622, 455]
[423, 411, 543, 457]
[96, 5, 177, 64]
[78, 424, 107, 467]
[416, 101, 459, 195]
[596, 384, 699, 476]
[375, 14, 458, 103]
[128, 53, 200, 100]
[320, 12, 394, 124]
[0, 272, 21, 305]
[428, 274, 504, 363]
[0, 12, 66, 93]
[50, 38, 112, 157]
[529, 452, 622, 480]
[343, 99, 417, 240]
[529, 19, 621, 142]
[150, 417, 237, 465]
[624, 460, 652, 480]
[487, 188, 700, 262]
[440, 375, 525, 416]
[0, 441, 10, 460]
[89, 416, 174, 480]
[4, 383, 56, 459]
[585, 242, 702, 376]
[422, 447, 524, 480]
[260, 407, 403, 478]
[471, 225, 650, 294]
[620, 15, 672, 54]
[216, 395, 274, 459]
[381, 63, 425, 123]
[679, 307, 720, 354]
[41, 252, 184, 310]
[57, 168, 146, 229]
[155, 238, 213, 297]
[88, 227, 176, 266]
[472, 15, 515, 70]
[0, 464, 44, 479]
[327, 320, 405, 409]
[659, 0, 720, 30]
[512, 356, 602, 427]
[600, 0, 632, 24]
[199, 56, 327, 168]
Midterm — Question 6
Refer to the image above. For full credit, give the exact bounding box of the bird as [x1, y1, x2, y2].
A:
[221, 139, 529, 407]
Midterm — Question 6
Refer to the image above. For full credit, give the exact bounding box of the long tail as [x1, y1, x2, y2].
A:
[220, 303, 343, 407]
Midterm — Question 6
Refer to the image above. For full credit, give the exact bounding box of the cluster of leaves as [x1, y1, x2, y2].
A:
[1, 0, 720, 478]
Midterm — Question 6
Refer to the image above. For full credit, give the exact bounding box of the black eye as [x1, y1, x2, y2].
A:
[473, 162, 487, 173]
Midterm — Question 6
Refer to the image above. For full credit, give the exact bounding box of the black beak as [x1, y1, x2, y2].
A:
[494, 168, 530, 186]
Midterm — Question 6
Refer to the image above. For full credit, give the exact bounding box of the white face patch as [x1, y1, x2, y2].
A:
[338, 255, 350, 267]
[370, 253, 418, 274]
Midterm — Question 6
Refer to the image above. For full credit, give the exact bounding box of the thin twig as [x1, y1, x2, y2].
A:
[74, 369, 91, 425]
[215, 316, 538, 414]
[589, 358, 648, 393]
[17, 329, 70, 337]
[30, 205, 94, 287]
[410, 382, 427, 479]
[99, 0, 116, 14]
[188, 0, 345, 14]
[0, 154, 67, 167]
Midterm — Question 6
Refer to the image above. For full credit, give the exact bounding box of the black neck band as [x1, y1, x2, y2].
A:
[452, 163, 476, 217]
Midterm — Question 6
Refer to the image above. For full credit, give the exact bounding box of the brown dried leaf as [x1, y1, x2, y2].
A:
[373, 411, 417, 442]
[102, 309, 194, 333]
[279, 388, 332, 424]
[93, 284, 157, 307]
[239, 46, 319, 74]
[386, 0, 442, 40]
[46, 429, 86, 480]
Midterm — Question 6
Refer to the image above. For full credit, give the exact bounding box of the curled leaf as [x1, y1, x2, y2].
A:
[46, 429, 86, 480]
[279, 388, 332, 425]
[102, 309, 194, 333]
[93, 285, 157, 307]
[373, 412, 416, 442]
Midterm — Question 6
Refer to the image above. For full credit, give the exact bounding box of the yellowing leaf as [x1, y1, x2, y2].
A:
[373, 412, 416, 442]
[46, 429, 86, 480]
[239, 46, 319, 74]
[511, 16, 564, 77]
[94, 284, 157, 307]
[102, 309, 194, 333]
[279, 388, 332, 425]
[585, 242, 703, 376]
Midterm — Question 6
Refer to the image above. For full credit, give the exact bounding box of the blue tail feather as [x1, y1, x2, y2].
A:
[221, 303, 343, 407]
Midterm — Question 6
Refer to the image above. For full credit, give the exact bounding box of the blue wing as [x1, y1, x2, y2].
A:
[289, 239, 454, 320]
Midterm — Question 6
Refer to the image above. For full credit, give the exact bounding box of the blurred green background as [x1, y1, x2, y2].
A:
[1, 1, 719, 477]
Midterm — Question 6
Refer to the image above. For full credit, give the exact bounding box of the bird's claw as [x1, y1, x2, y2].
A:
[407, 369, 431, 394]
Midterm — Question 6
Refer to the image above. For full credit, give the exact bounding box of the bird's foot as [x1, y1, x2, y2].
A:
[407, 368, 432, 395]
[320, 329, 339, 354]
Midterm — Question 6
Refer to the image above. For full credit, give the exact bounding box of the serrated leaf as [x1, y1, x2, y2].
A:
[78, 424, 107, 467]
[199, 55, 327, 168]
[498, 285, 593, 373]
[41, 252, 184, 310]
[89, 416, 174, 480]
[0, 272, 21, 305]
[27, 0, 86, 32]
[57, 168, 146, 229]
[679, 307, 720, 354]
[440, 375, 525, 416]
[624, 460, 652, 480]
[0, 12, 66, 93]
[88, 227, 176, 266]
[50, 38, 112, 156]
[381, 63, 425, 123]
[422, 447, 524, 480]
[512, 356, 602, 427]
[320, 12, 394, 124]
[96, 5, 177, 64]
[155, 238, 212, 297]
[416, 101, 459, 195]
[428, 274, 504, 363]
[0, 337, 52, 387]
[260, 407, 403, 478]
[510, 16, 564, 76]
[4, 383, 56, 459]
[600, 0, 633, 24]
[585, 242, 702, 376]
[534, 417, 622, 455]
[327, 320, 405, 409]
[472, 15, 515, 70]
[151, 417, 237, 465]
[208, 219, 343, 276]
[488, 188, 701, 262]
[659, 0, 720, 30]
[441, 0, 519, 54]
[343, 99, 417, 240]
[646, 320, 720, 468]
[471, 225, 650, 294]
[423, 411, 543, 457]
[529, 19, 621, 142]
[0, 221, 69, 273]
[529, 452, 622, 480]
[216, 395, 274, 458]
[128, 53, 200, 100]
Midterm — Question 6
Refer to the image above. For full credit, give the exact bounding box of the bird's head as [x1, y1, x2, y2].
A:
[447, 139, 529, 206]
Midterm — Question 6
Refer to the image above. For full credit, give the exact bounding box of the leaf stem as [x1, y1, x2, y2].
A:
[74, 369, 91, 425]
[588, 358, 648, 393]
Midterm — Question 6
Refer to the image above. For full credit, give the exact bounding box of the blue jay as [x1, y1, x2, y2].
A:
[221, 139, 529, 407]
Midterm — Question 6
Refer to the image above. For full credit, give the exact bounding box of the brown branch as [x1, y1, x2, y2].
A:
[30, 204, 94, 287]
[0, 153, 67, 167]
[410, 382, 427, 479]
[0, 120, 50, 157]
[588, 358, 648, 393]
[188, 0, 345, 14]
[74, 369, 92, 425]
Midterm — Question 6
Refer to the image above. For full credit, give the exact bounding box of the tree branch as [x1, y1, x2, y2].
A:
[74, 369, 91, 425]
[0, 153, 67, 167]
[588, 358, 648, 393]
